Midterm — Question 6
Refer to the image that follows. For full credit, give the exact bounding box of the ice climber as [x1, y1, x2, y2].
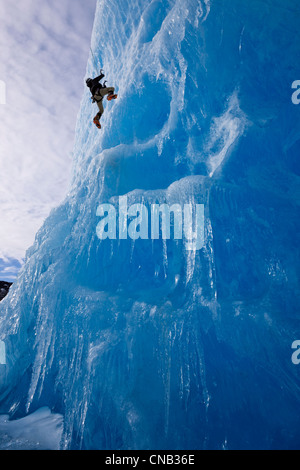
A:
[86, 70, 117, 129]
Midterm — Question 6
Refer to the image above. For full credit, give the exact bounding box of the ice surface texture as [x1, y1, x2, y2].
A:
[0, 407, 63, 450]
[0, 0, 300, 450]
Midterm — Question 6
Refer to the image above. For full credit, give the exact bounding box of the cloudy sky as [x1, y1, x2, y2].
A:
[0, 0, 97, 281]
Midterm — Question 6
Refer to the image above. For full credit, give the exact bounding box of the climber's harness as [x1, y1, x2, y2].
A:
[91, 81, 107, 103]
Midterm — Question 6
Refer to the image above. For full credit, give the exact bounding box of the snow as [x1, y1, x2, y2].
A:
[0, 0, 300, 450]
[0, 408, 63, 450]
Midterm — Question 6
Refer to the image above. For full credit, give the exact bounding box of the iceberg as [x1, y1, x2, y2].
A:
[0, 0, 300, 450]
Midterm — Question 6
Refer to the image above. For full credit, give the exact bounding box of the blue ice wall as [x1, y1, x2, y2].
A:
[0, 0, 300, 450]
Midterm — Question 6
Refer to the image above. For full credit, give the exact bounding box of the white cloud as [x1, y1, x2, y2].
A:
[0, 0, 97, 278]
